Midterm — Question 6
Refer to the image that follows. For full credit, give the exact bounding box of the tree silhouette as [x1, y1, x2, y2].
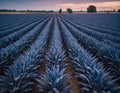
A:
[67, 8, 73, 13]
[87, 5, 96, 13]
[118, 9, 120, 12]
[59, 9, 62, 13]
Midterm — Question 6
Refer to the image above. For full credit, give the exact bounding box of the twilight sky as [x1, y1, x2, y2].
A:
[0, 0, 120, 11]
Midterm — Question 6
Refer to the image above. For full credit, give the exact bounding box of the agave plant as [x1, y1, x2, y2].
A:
[37, 66, 71, 93]
[45, 47, 67, 71]
[37, 16, 72, 93]
[0, 64, 39, 93]
[108, 52, 120, 82]
[71, 54, 120, 93]
[0, 17, 49, 69]
[0, 17, 53, 93]
[61, 16, 120, 84]
[58, 17, 120, 93]
[0, 17, 42, 48]
[0, 49, 44, 93]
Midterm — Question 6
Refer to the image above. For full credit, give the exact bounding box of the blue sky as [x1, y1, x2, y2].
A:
[0, 0, 120, 11]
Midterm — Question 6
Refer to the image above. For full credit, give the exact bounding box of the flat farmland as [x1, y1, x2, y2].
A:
[0, 14, 120, 93]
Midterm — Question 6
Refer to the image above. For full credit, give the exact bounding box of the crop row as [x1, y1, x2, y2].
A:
[0, 14, 120, 93]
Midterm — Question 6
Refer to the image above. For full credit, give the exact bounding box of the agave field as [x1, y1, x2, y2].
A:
[0, 14, 120, 93]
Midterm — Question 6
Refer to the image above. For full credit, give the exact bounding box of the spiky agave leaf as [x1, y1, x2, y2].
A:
[0, 72, 36, 93]
[0, 51, 44, 93]
[71, 55, 120, 93]
[108, 51, 120, 81]
[0, 59, 42, 93]
[38, 66, 71, 93]
[99, 46, 120, 83]
[0, 17, 52, 93]
[45, 47, 67, 71]
[58, 15, 120, 93]
[60, 15, 120, 84]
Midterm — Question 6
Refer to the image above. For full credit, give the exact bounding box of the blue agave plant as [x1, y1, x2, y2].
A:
[0, 49, 44, 93]
[45, 47, 67, 71]
[37, 66, 71, 93]
[68, 18, 120, 83]
[108, 52, 120, 83]
[71, 55, 120, 93]
[0, 16, 54, 93]
[58, 17, 120, 93]
[0, 65, 39, 93]
[0, 17, 50, 69]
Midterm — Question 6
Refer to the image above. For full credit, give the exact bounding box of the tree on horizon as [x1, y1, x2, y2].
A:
[67, 8, 73, 13]
[87, 5, 97, 13]
[59, 9, 62, 13]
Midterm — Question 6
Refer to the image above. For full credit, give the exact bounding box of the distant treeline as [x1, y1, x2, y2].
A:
[0, 9, 17, 12]
[0, 9, 54, 13]
[0, 8, 120, 13]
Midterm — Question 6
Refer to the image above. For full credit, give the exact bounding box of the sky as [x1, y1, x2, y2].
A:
[0, 0, 120, 11]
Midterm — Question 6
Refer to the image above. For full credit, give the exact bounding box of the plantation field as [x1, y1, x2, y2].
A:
[0, 14, 120, 93]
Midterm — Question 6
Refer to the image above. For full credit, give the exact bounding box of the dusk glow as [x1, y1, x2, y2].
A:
[0, 0, 120, 11]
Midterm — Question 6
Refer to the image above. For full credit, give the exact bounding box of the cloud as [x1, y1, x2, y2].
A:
[0, 0, 120, 10]
[61, 0, 120, 4]
[56, 1, 120, 10]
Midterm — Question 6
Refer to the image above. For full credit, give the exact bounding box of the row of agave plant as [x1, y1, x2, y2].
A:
[38, 17, 71, 93]
[0, 14, 36, 32]
[60, 15, 120, 49]
[58, 16, 120, 93]
[0, 17, 50, 71]
[60, 16, 120, 82]
[0, 14, 53, 32]
[0, 15, 42, 38]
[0, 16, 72, 93]
[0, 14, 120, 93]
[0, 17, 53, 93]
[0, 16, 46, 48]
[62, 14, 120, 37]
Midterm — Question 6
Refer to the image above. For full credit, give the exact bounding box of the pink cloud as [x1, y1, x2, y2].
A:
[56, 1, 120, 11]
